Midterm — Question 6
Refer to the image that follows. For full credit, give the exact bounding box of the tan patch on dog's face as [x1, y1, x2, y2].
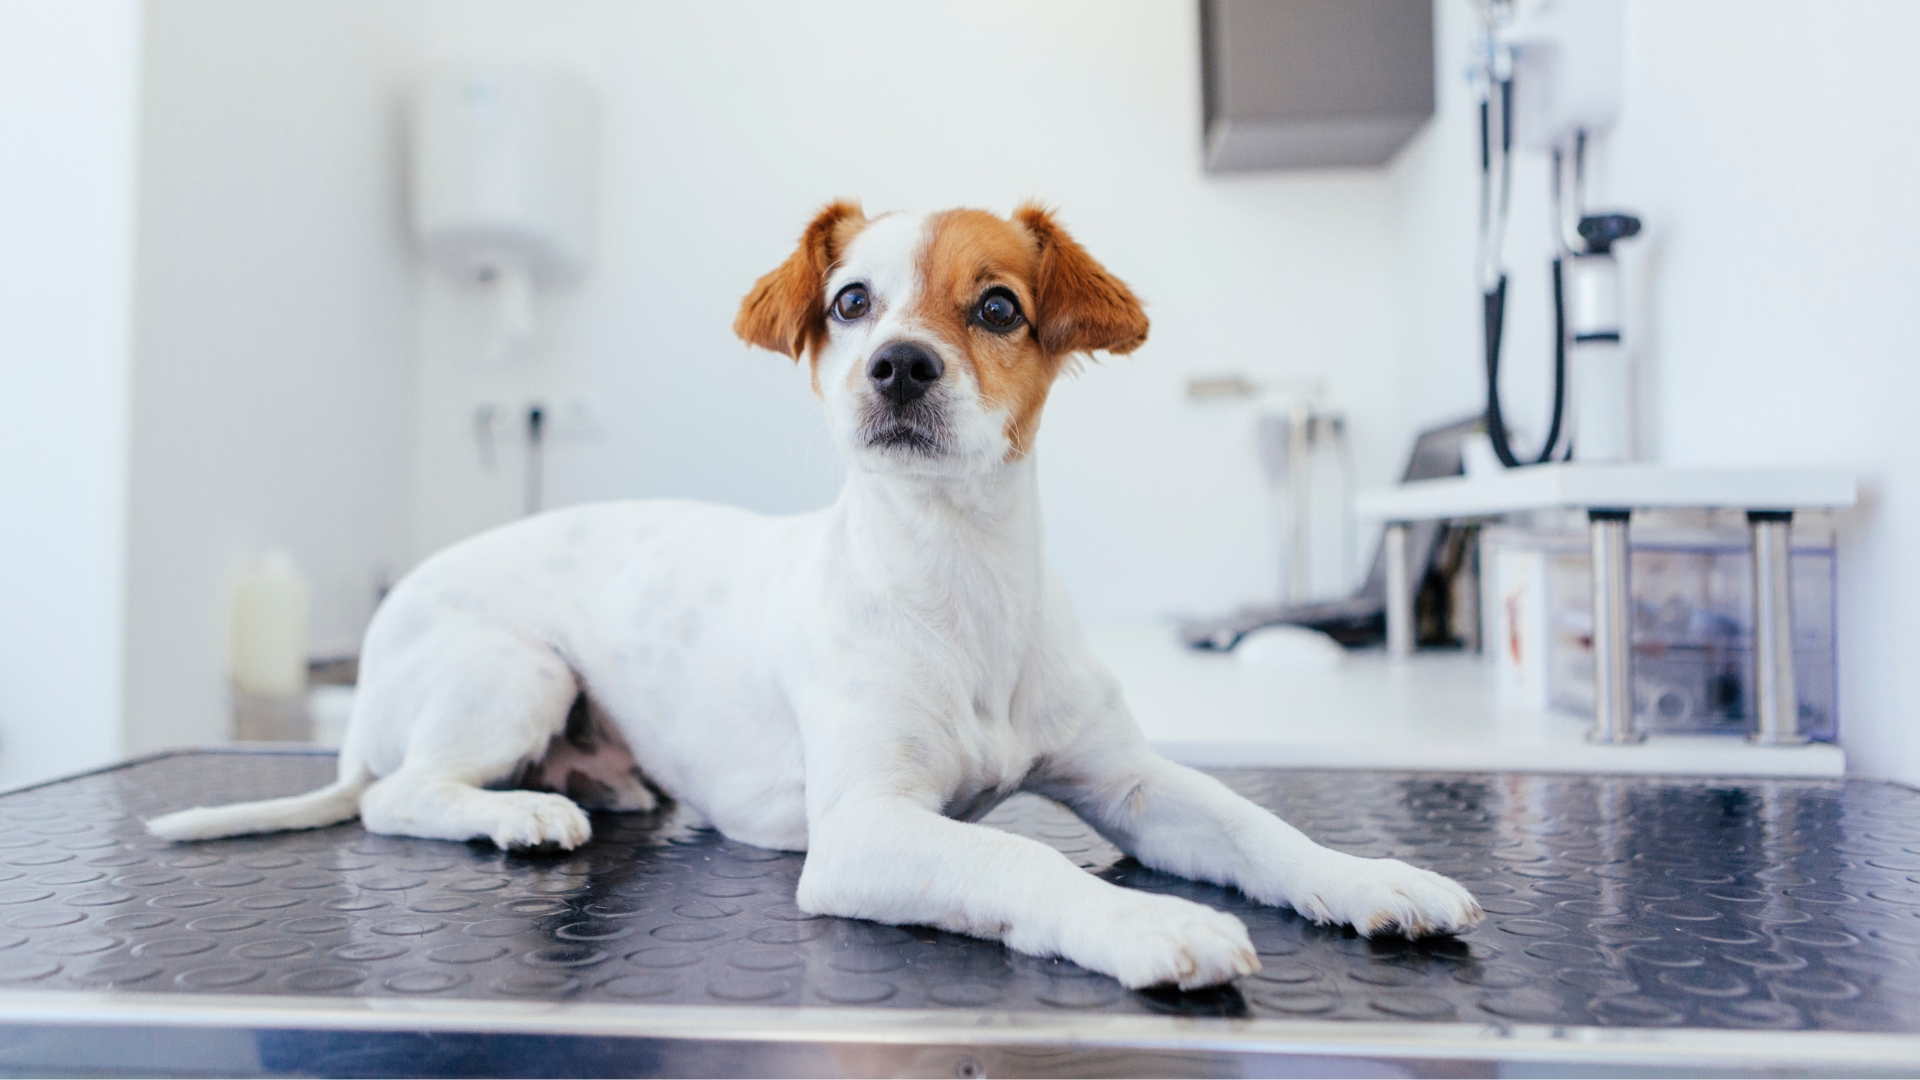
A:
[733, 200, 871, 394]
[910, 210, 1061, 458]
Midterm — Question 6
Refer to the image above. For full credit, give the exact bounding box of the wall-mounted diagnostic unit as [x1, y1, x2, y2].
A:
[1474, 0, 1642, 467]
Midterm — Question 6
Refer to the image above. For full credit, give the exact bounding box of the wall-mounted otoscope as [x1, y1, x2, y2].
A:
[1474, 0, 1641, 467]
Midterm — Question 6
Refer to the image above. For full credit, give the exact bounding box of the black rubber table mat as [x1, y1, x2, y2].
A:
[3, 750, 1919, 1034]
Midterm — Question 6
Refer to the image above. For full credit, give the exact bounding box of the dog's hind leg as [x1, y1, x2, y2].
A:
[362, 774, 591, 850]
[356, 627, 593, 850]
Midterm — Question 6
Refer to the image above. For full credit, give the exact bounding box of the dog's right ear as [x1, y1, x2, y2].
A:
[1013, 202, 1149, 359]
[734, 200, 866, 361]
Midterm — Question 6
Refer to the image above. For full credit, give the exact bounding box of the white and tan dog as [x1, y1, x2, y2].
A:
[150, 202, 1481, 989]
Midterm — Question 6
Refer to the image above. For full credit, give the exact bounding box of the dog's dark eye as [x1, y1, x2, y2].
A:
[972, 288, 1024, 332]
[831, 283, 871, 323]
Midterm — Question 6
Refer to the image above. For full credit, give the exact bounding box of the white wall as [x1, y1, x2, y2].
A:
[0, 0, 143, 789]
[121, 0, 423, 755]
[406, 0, 1404, 620]
[1388, 0, 1920, 784]
[20, 0, 1908, 789]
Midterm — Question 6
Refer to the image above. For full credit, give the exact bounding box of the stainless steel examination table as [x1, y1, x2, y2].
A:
[2, 750, 1919, 1077]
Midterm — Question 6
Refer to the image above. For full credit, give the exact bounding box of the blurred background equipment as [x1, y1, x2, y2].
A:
[1187, 375, 1356, 607]
[1484, 520, 1839, 739]
[1181, 415, 1485, 653]
[411, 67, 596, 519]
[1472, 0, 1642, 467]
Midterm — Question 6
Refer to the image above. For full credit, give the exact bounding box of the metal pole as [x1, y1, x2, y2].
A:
[1288, 402, 1313, 604]
[1748, 510, 1806, 746]
[1586, 509, 1642, 744]
[524, 404, 545, 517]
[1385, 522, 1412, 660]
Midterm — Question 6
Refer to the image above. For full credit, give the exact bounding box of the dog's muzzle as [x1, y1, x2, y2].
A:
[861, 340, 948, 456]
[862, 400, 946, 455]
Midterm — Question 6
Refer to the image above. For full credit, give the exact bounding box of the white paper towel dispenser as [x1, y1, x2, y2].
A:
[410, 66, 598, 350]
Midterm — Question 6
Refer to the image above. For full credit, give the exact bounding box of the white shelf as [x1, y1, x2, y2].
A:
[1355, 463, 1857, 523]
[1086, 622, 1845, 779]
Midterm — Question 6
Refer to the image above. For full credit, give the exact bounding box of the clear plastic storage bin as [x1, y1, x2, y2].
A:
[1484, 526, 1837, 739]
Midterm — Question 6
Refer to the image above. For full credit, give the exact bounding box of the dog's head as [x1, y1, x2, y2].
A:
[734, 202, 1148, 474]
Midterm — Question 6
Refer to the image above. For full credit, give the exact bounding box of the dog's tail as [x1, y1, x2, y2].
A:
[146, 750, 373, 842]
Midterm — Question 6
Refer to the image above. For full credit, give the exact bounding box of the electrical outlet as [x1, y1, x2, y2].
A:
[544, 397, 604, 441]
[473, 402, 502, 470]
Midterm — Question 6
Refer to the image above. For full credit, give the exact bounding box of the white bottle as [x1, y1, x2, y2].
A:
[1571, 339, 1633, 463]
[230, 551, 310, 697]
[1567, 226, 1638, 463]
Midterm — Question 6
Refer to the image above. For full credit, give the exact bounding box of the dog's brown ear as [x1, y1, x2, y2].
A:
[734, 200, 866, 361]
[1014, 202, 1149, 358]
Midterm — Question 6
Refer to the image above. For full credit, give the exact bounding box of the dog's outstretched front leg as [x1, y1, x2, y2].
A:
[798, 790, 1256, 989]
[1034, 703, 1484, 938]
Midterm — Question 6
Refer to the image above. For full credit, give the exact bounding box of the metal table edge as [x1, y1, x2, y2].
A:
[1, 989, 1916, 1071]
[0, 744, 337, 798]
[11, 746, 1906, 797]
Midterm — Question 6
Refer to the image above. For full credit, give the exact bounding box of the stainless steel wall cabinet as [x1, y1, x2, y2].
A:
[1201, 0, 1435, 171]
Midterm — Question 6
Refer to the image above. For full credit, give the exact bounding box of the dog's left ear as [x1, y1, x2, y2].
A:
[734, 199, 866, 361]
[1014, 202, 1149, 358]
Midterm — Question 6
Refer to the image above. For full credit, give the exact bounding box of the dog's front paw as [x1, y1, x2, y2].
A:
[1285, 855, 1483, 937]
[1069, 893, 1258, 990]
[484, 791, 592, 850]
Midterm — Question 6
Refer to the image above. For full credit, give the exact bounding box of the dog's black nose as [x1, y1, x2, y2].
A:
[868, 341, 943, 404]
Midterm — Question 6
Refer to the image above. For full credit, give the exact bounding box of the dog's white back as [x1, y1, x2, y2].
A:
[149, 203, 1480, 989]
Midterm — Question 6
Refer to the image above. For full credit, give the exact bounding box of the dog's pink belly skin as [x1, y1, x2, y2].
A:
[523, 727, 642, 805]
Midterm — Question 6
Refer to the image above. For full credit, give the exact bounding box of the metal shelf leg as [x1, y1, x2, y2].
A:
[1385, 522, 1412, 660]
[1587, 508, 1643, 745]
[1748, 510, 1807, 746]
